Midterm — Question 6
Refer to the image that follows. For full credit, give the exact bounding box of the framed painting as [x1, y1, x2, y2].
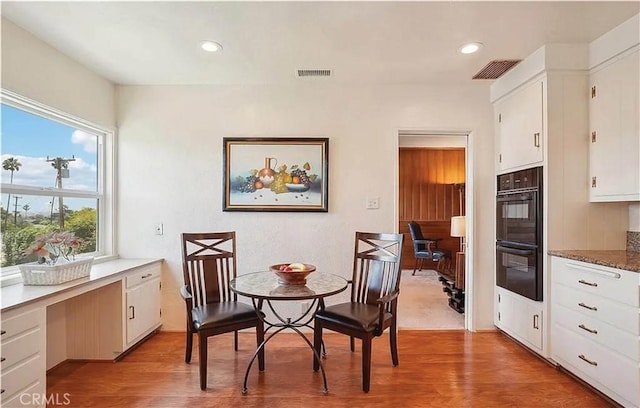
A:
[223, 137, 329, 212]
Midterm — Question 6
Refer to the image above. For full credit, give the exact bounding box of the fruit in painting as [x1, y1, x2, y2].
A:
[292, 176, 301, 184]
[255, 181, 264, 189]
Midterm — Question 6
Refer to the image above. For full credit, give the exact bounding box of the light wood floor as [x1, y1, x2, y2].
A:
[46, 331, 612, 407]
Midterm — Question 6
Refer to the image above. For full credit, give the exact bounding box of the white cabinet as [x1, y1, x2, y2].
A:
[125, 264, 161, 346]
[495, 79, 544, 172]
[1, 307, 46, 407]
[551, 256, 639, 407]
[589, 48, 640, 202]
[495, 287, 543, 353]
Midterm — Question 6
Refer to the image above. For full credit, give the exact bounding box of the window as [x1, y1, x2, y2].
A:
[1, 91, 115, 278]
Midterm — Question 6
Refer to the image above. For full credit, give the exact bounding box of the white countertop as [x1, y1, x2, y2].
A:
[1, 258, 163, 312]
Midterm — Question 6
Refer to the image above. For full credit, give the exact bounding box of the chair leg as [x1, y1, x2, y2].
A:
[257, 320, 265, 371]
[350, 336, 355, 352]
[199, 334, 208, 390]
[234, 330, 239, 351]
[390, 320, 399, 366]
[313, 323, 322, 372]
[362, 337, 372, 393]
[185, 324, 193, 364]
[412, 258, 418, 275]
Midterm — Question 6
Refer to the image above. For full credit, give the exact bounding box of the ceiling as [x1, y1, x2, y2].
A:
[2, 1, 639, 86]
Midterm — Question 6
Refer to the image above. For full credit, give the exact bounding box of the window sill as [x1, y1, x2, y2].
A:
[1, 254, 118, 288]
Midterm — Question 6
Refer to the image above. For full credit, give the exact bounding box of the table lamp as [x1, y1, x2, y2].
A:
[450, 215, 466, 253]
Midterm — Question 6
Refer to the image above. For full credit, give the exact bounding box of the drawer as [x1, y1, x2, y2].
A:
[1, 328, 42, 371]
[1, 308, 43, 343]
[0, 355, 43, 405]
[553, 283, 639, 335]
[125, 265, 160, 289]
[553, 303, 638, 360]
[1, 380, 44, 407]
[551, 258, 638, 307]
[553, 324, 639, 407]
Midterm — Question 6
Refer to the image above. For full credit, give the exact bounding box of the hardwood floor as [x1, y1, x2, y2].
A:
[46, 331, 612, 407]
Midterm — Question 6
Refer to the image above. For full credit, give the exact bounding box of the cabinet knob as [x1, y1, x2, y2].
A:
[0, 330, 5, 336]
[0, 357, 5, 362]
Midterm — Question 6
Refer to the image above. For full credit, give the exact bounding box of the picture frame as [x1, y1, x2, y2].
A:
[223, 137, 329, 212]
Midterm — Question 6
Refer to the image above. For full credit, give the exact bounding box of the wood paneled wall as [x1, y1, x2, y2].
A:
[399, 148, 465, 270]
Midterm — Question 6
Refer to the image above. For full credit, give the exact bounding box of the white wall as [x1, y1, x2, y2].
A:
[116, 83, 496, 331]
[1, 19, 115, 128]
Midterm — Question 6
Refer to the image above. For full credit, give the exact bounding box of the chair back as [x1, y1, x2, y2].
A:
[181, 232, 238, 308]
[350, 232, 404, 307]
[407, 221, 426, 253]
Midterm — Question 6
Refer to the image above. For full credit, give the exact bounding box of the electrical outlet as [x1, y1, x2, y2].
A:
[366, 197, 380, 209]
[154, 223, 164, 235]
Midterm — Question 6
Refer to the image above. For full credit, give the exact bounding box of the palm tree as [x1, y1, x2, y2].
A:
[3, 157, 22, 228]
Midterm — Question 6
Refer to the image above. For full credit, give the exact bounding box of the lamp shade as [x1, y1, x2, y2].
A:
[450, 216, 466, 238]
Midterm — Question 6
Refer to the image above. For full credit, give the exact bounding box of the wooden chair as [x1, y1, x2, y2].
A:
[313, 231, 404, 392]
[407, 221, 450, 275]
[180, 232, 264, 390]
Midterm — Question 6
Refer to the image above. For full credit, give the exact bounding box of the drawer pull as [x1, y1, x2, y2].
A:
[578, 279, 598, 287]
[578, 302, 597, 311]
[578, 324, 598, 335]
[129, 306, 135, 320]
[0, 330, 5, 336]
[0, 357, 4, 362]
[578, 354, 598, 366]
[1, 389, 4, 394]
[141, 273, 153, 279]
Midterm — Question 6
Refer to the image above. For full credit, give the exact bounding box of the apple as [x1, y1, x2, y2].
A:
[283, 266, 293, 271]
[278, 264, 287, 271]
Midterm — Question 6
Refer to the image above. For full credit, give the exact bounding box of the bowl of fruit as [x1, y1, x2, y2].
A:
[270, 263, 316, 285]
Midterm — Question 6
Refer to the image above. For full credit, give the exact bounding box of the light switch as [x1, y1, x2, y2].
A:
[366, 197, 380, 209]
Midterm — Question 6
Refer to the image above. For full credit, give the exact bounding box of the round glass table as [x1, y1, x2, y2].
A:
[230, 271, 348, 394]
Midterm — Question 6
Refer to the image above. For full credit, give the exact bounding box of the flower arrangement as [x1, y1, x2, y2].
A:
[24, 231, 84, 265]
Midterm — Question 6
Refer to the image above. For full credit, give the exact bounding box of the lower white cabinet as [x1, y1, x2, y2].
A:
[495, 286, 543, 354]
[125, 264, 161, 345]
[1, 307, 46, 407]
[551, 256, 640, 407]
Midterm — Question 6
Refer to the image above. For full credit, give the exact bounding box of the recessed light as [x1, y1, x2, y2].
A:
[459, 42, 483, 55]
[201, 41, 222, 53]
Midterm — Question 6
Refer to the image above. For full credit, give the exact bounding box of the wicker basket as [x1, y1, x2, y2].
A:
[19, 257, 93, 286]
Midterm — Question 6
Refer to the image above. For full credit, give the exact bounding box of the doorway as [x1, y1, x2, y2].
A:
[396, 132, 469, 330]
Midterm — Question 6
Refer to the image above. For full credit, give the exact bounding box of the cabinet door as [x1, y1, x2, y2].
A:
[497, 79, 544, 172]
[590, 49, 640, 201]
[496, 288, 543, 352]
[126, 279, 161, 345]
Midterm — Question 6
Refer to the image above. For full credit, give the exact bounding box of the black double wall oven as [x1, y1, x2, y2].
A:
[496, 166, 543, 301]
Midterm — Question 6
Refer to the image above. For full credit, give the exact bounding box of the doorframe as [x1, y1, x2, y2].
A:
[395, 130, 475, 331]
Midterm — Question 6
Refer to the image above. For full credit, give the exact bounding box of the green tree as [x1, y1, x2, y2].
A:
[1, 224, 51, 267]
[65, 207, 97, 253]
[2, 157, 22, 229]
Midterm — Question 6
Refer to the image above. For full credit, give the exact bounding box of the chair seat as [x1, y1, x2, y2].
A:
[316, 302, 392, 332]
[415, 249, 448, 260]
[192, 302, 258, 331]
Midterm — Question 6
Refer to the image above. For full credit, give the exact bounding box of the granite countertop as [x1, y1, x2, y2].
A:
[548, 250, 640, 273]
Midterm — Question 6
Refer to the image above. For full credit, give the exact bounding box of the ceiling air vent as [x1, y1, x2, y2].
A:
[297, 69, 331, 78]
[472, 59, 521, 80]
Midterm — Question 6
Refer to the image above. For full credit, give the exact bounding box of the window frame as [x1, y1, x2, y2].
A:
[0, 89, 117, 285]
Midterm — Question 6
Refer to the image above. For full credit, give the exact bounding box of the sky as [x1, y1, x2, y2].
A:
[1, 104, 98, 189]
[1, 104, 99, 214]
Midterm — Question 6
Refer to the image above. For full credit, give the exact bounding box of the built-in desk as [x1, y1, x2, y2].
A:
[1, 258, 163, 407]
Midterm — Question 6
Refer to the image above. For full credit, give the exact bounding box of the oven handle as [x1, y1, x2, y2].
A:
[496, 190, 537, 202]
[496, 245, 535, 256]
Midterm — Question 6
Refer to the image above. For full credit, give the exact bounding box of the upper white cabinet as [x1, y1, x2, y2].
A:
[589, 48, 640, 202]
[495, 79, 544, 172]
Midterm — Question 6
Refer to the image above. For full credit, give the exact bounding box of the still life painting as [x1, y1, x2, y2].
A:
[223, 137, 329, 212]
